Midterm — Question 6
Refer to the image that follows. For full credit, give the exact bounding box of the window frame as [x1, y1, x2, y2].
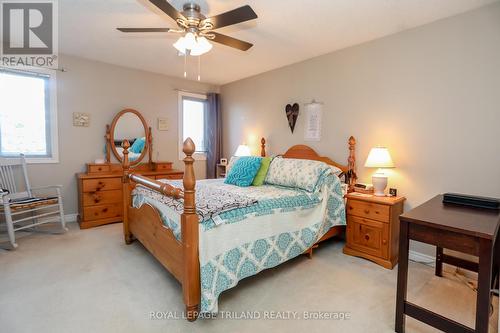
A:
[178, 91, 207, 161]
[0, 66, 59, 164]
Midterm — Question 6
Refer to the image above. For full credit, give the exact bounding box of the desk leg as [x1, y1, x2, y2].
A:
[435, 247, 443, 277]
[395, 219, 409, 333]
[476, 238, 493, 333]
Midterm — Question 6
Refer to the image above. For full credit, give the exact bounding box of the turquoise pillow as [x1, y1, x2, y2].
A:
[225, 157, 262, 187]
[130, 137, 146, 154]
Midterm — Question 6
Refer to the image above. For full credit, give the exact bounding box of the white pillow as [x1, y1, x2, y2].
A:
[265, 157, 341, 192]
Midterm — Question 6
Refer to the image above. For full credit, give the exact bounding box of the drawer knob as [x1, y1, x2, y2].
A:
[382, 239, 387, 245]
[349, 206, 353, 210]
[93, 194, 101, 203]
[102, 208, 108, 213]
[364, 234, 370, 241]
[364, 209, 370, 214]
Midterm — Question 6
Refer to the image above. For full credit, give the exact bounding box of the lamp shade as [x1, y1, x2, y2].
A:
[234, 144, 251, 157]
[364, 147, 394, 168]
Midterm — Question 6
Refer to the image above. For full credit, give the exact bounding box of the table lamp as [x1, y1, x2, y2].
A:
[234, 144, 251, 157]
[364, 147, 395, 196]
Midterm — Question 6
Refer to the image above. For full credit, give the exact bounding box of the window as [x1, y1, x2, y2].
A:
[178, 91, 207, 160]
[0, 67, 58, 163]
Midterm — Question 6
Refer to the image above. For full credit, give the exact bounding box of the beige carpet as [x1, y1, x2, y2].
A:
[0, 223, 497, 333]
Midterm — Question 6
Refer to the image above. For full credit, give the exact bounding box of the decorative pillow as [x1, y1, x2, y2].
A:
[130, 137, 146, 154]
[252, 157, 272, 186]
[265, 157, 335, 192]
[226, 156, 240, 175]
[224, 157, 262, 187]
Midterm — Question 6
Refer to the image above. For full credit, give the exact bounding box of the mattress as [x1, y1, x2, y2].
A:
[132, 175, 346, 313]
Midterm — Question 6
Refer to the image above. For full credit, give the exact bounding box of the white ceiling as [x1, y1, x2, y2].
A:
[60, 0, 497, 85]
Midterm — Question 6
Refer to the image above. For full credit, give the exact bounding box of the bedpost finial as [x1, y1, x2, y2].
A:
[183, 138, 196, 157]
[122, 139, 130, 151]
[349, 136, 356, 147]
[260, 137, 266, 157]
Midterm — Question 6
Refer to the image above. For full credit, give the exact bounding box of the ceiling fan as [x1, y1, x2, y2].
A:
[117, 0, 258, 55]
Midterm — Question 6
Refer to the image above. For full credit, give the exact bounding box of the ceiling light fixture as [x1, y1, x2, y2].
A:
[174, 32, 212, 81]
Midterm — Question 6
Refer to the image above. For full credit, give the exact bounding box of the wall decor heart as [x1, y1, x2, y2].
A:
[285, 103, 299, 133]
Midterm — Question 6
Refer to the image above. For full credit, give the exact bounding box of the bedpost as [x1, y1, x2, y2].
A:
[121, 140, 133, 244]
[181, 138, 200, 321]
[260, 137, 266, 157]
[347, 136, 357, 192]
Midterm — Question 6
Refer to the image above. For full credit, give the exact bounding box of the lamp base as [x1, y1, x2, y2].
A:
[372, 174, 388, 197]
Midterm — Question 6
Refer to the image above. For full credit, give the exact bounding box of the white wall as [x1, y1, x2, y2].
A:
[26, 54, 217, 215]
[221, 4, 500, 255]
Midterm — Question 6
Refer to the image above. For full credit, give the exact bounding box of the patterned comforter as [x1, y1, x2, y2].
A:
[132, 173, 346, 314]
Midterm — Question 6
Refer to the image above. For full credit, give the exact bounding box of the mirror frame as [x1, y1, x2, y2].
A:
[109, 108, 149, 166]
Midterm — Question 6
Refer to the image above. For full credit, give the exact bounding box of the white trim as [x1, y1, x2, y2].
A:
[40, 213, 77, 223]
[0, 66, 59, 164]
[177, 91, 207, 161]
[409, 250, 435, 266]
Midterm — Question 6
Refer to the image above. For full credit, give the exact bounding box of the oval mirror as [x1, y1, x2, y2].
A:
[110, 109, 148, 166]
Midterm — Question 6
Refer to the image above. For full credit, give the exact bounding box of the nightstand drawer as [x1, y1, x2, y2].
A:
[82, 178, 122, 193]
[347, 200, 390, 222]
[347, 216, 389, 258]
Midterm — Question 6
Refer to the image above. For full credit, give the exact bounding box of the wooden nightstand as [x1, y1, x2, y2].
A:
[343, 193, 406, 269]
[216, 164, 227, 178]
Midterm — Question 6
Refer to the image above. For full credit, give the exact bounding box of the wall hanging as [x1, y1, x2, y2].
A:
[304, 100, 323, 141]
[285, 103, 299, 133]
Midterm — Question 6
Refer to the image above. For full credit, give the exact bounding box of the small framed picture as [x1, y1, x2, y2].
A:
[157, 117, 169, 131]
[220, 158, 227, 166]
[389, 188, 397, 197]
[73, 112, 90, 127]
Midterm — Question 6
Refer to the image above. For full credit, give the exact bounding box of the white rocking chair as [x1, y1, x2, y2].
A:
[0, 154, 67, 249]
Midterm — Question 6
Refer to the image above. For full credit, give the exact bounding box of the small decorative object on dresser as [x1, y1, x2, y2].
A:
[364, 147, 395, 196]
[343, 192, 405, 269]
[76, 109, 183, 229]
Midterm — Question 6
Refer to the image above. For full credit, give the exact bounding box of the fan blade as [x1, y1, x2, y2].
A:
[203, 5, 257, 30]
[211, 32, 253, 51]
[149, 0, 185, 21]
[117, 28, 171, 33]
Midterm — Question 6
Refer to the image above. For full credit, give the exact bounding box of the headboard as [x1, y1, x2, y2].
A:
[282, 145, 349, 173]
[259, 136, 357, 189]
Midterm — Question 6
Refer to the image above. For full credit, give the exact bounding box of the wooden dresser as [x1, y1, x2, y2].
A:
[343, 193, 405, 269]
[76, 162, 183, 229]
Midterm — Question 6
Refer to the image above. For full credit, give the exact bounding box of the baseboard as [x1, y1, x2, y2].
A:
[409, 250, 435, 266]
[38, 213, 78, 223]
[64, 213, 78, 222]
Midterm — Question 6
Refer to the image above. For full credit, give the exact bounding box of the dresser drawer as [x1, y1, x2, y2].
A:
[82, 178, 122, 192]
[347, 200, 390, 222]
[347, 215, 389, 258]
[155, 162, 173, 171]
[88, 164, 110, 173]
[83, 203, 122, 221]
[82, 190, 122, 207]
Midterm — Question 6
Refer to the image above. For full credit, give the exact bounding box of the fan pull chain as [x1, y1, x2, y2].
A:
[183, 52, 187, 78]
[197, 55, 201, 81]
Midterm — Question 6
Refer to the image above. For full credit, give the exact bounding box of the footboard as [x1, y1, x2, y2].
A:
[121, 138, 200, 321]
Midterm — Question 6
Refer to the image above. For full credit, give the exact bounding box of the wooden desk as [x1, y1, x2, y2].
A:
[395, 195, 500, 333]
